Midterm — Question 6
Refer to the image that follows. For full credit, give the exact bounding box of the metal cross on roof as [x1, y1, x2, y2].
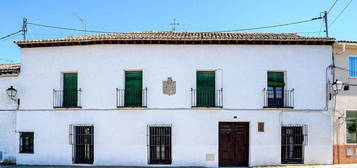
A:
[170, 19, 179, 31]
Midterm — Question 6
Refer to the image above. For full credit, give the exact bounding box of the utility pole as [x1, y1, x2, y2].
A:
[323, 11, 329, 37]
[22, 18, 28, 40]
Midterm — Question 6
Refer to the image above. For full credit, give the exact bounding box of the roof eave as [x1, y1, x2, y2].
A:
[15, 39, 335, 48]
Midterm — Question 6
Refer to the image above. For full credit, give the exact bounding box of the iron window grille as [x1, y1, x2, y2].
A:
[19, 132, 34, 154]
[263, 88, 294, 108]
[69, 125, 94, 164]
[147, 124, 172, 164]
[53, 89, 82, 108]
[116, 88, 147, 108]
[191, 88, 223, 107]
[281, 125, 308, 164]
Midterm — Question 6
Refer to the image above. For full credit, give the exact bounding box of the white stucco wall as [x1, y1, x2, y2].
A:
[0, 44, 333, 166]
[17, 45, 330, 110]
[13, 110, 332, 167]
[0, 76, 18, 163]
[0, 111, 16, 163]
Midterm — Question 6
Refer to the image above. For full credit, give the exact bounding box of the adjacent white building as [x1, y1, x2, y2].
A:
[0, 31, 335, 167]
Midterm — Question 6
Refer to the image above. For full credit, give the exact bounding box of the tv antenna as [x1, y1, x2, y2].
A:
[72, 13, 87, 35]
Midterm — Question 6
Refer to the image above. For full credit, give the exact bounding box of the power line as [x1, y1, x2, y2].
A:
[215, 17, 322, 32]
[32, 33, 74, 36]
[0, 58, 15, 64]
[317, 22, 324, 36]
[296, 31, 321, 34]
[0, 34, 21, 43]
[328, 0, 339, 14]
[28, 22, 118, 34]
[329, 0, 353, 27]
[0, 30, 23, 41]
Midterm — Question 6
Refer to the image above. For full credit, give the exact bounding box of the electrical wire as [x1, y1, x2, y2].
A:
[0, 34, 21, 43]
[328, 0, 339, 14]
[0, 30, 23, 41]
[329, 0, 353, 27]
[28, 22, 118, 34]
[32, 33, 75, 37]
[215, 17, 322, 32]
[296, 31, 321, 34]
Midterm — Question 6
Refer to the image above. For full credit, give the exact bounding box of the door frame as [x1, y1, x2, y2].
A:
[218, 121, 250, 167]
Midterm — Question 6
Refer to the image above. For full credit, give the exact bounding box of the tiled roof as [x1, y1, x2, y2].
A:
[337, 40, 357, 44]
[15, 31, 335, 48]
[0, 64, 21, 76]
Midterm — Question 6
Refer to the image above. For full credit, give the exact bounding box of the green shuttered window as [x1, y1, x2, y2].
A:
[63, 73, 78, 107]
[268, 72, 285, 87]
[125, 71, 143, 107]
[197, 71, 215, 107]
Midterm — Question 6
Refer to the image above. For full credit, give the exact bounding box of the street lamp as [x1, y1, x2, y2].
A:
[332, 80, 344, 92]
[6, 86, 17, 99]
[6, 86, 20, 108]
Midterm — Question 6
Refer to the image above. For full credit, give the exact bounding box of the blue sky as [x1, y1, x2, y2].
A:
[0, 0, 356, 64]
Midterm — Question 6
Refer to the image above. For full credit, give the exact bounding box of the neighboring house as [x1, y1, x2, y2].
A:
[0, 31, 334, 167]
[0, 63, 20, 164]
[333, 41, 357, 164]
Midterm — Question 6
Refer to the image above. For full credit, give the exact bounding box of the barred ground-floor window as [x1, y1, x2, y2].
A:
[19, 132, 34, 154]
[70, 125, 94, 164]
[281, 125, 308, 164]
[148, 125, 172, 164]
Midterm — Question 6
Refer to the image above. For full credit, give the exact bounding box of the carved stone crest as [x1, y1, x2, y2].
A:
[163, 77, 176, 96]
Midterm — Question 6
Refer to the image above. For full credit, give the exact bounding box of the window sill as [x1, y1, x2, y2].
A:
[54, 107, 82, 110]
[263, 107, 293, 110]
[192, 107, 223, 110]
[344, 143, 357, 145]
[116, 106, 147, 110]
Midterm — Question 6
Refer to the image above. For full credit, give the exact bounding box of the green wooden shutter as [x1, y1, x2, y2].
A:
[63, 73, 78, 107]
[268, 72, 285, 87]
[125, 71, 143, 107]
[197, 71, 215, 107]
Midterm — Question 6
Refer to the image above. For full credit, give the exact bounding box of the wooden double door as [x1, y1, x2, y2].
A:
[219, 122, 249, 167]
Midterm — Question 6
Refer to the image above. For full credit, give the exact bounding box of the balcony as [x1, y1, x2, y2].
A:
[263, 88, 294, 108]
[116, 88, 147, 108]
[191, 88, 223, 108]
[53, 89, 82, 108]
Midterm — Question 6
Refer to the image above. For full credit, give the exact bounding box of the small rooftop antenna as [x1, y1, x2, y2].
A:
[72, 13, 87, 35]
[170, 19, 179, 31]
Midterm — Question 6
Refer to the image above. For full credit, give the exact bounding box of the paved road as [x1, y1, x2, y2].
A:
[253, 164, 357, 168]
[1, 165, 357, 168]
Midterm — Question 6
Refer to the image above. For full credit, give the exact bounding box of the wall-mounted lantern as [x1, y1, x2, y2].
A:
[332, 79, 344, 92]
[6, 86, 20, 108]
[6, 86, 17, 99]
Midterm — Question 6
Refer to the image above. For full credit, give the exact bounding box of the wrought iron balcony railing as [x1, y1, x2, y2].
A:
[53, 89, 82, 108]
[263, 88, 294, 108]
[116, 88, 147, 108]
[191, 88, 223, 108]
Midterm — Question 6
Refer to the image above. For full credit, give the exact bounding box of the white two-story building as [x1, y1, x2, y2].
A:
[0, 31, 335, 167]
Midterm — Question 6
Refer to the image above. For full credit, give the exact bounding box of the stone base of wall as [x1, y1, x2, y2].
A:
[334, 145, 357, 164]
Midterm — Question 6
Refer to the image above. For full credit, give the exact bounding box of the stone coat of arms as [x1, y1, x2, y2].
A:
[163, 77, 176, 96]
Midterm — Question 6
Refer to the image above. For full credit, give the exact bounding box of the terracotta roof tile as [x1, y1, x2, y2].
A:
[337, 40, 357, 44]
[0, 63, 21, 76]
[15, 31, 335, 48]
